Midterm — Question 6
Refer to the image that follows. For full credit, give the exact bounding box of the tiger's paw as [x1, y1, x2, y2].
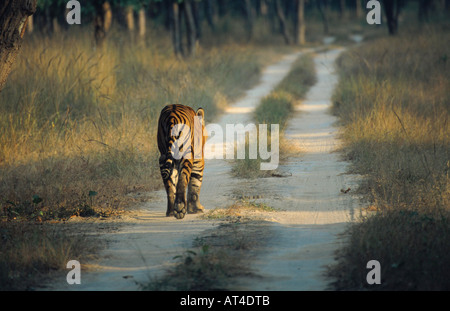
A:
[174, 201, 186, 219]
[187, 202, 204, 214]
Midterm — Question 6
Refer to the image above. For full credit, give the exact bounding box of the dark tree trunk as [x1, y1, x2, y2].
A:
[169, 0, 182, 57]
[418, 0, 433, 22]
[356, 0, 363, 18]
[339, 0, 346, 18]
[383, 0, 402, 35]
[183, 0, 197, 57]
[317, 0, 329, 35]
[274, 0, 291, 45]
[191, 0, 202, 41]
[217, 0, 226, 17]
[244, 0, 254, 42]
[204, 0, 215, 31]
[0, 0, 37, 92]
[294, 0, 305, 45]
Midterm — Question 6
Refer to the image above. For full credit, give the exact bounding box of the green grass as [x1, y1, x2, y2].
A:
[327, 24, 450, 290]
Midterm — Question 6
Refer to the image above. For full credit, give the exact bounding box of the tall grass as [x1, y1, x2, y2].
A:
[328, 26, 450, 290]
[0, 223, 97, 290]
[0, 26, 278, 289]
[0, 28, 270, 221]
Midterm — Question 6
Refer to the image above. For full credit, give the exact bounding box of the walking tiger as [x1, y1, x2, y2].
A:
[157, 104, 206, 219]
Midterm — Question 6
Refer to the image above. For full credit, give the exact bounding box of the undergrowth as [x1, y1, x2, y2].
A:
[327, 24, 450, 290]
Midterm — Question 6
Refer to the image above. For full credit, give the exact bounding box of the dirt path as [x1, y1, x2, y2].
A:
[233, 48, 363, 290]
[45, 51, 307, 291]
[46, 47, 363, 291]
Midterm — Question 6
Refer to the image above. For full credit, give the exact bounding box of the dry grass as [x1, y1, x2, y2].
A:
[0, 28, 272, 222]
[0, 26, 282, 290]
[0, 222, 99, 290]
[328, 24, 450, 290]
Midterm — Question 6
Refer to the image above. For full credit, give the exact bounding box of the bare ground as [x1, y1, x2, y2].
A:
[44, 47, 364, 291]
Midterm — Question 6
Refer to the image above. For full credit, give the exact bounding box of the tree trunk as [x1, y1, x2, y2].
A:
[418, 0, 432, 22]
[0, 0, 37, 92]
[204, 0, 215, 30]
[103, 2, 112, 33]
[217, 0, 226, 17]
[94, 2, 112, 48]
[27, 13, 33, 33]
[169, 1, 182, 57]
[317, 0, 329, 35]
[138, 7, 146, 45]
[383, 0, 401, 35]
[339, 0, 346, 18]
[183, 0, 197, 57]
[356, 0, 362, 18]
[275, 0, 292, 45]
[125, 6, 135, 32]
[294, 0, 306, 45]
[191, 0, 202, 41]
[244, 0, 254, 42]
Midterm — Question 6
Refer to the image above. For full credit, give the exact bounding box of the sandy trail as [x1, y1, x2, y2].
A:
[46, 51, 308, 291]
[234, 48, 363, 290]
[46, 46, 365, 291]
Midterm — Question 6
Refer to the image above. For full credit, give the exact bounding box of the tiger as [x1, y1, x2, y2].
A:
[157, 104, 206, 219]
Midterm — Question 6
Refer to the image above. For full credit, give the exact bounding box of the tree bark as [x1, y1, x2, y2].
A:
[169, 0, 182, 57]
[244, 0, 254, 42]
[27, 13, 33, 33]
[217, 0, 226, 17]
[294, 0, 306, 45]
[275, 0, 292, 45]
[339, 0, 346, 18]
[94, 1, 112, 48]
[356, 0, 362, 18]
[204, 0, 215, 30]
[183, 0, 197, 57]
[138, 7, 146, 44]
[383, 0, 401, 35]
[0, 0, 37, 92]
[317, 0, 329, 35]
[418, 0, 433, 22]
[125, 6, 135, 32]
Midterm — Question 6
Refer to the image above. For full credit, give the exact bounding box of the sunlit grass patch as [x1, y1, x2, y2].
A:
[202, 199, 278, 220]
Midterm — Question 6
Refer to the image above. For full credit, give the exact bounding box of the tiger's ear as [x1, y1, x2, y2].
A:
[196, 108, 205, 125]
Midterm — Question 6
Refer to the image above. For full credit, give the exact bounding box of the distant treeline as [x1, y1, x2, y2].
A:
[17, 1, 450, 55]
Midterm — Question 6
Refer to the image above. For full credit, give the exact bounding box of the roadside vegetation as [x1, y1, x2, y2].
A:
[327, 23, 450, 290]
[0, 26, 281, 290]
[232, 53, 316, 178]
